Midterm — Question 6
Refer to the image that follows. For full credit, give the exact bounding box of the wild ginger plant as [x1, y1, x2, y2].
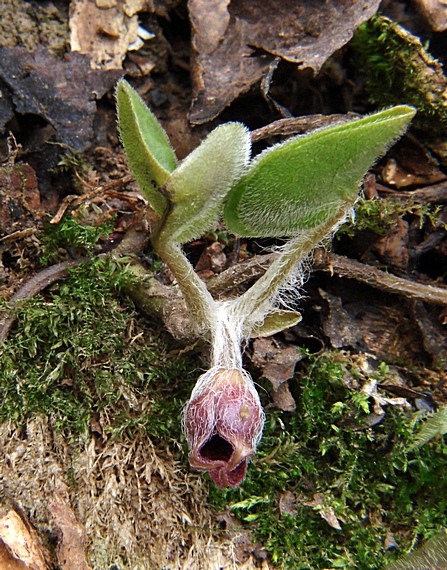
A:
[116, 79, 415, 488]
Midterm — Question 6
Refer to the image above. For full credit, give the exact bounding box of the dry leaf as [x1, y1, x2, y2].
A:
[279, 490, 297, 517]
[300, 492, 342, 530]
[48, 489, 92, 570]
[370, 217, 410, 272]
[412, 0, 447, 31]
[0, 47, 122, 150]
[188, 0, 380, 123]
[319, 289, 363, 349]
[252, 337, 304, 411]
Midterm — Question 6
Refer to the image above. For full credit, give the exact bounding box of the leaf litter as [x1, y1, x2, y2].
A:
[1, 0, 447, 568]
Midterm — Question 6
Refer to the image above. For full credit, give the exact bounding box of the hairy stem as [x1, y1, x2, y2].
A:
[152, 235, 218, 335]
[230, 209, 349, 337]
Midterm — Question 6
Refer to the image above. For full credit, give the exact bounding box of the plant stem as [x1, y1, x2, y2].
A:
[230, 209, 349, 337]
[152, 235, 218, 336]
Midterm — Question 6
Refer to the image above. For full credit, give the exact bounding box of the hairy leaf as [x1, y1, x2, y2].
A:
[116, 79, 177, 216]
[407, 405, 447, 451]
[224, 106, 416, 237]
[251, 310, 302, 338]
[162, 122, 251, 243]
[384, 528, 447, 570]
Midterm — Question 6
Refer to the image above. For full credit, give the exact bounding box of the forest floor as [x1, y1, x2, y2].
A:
[1, 1, 447, 569]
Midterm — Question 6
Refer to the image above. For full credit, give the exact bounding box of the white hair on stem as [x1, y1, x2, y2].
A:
[226, 206, 352, 341]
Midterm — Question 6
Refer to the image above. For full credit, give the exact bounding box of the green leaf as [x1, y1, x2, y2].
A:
[116, 79, 177, 216]
[407, 405, 447, 451]
[161, 122, 251, 243]
[384, 528, 447, 570]
[223, 106, 416, 237]
[251, 310, 302, 338]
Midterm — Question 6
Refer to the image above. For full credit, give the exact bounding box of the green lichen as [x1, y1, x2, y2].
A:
[207, 352, 447, 569]
[351, 16, 447, 138]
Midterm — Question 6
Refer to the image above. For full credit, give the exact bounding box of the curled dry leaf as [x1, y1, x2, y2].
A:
[188, 0, 380, 123]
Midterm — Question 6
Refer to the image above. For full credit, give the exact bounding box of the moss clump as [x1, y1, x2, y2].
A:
[207, 353, 447, 569]
[337, 195, 441, 238]
[0, 255, 196, 443]
[40, 215, 116, 264]
[351, 16, 447, 138]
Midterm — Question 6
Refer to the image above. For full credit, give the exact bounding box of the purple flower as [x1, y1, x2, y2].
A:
[183, 368, 264, 488]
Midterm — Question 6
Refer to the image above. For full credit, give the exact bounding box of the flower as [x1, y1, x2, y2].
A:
[183, 368, 264, 488]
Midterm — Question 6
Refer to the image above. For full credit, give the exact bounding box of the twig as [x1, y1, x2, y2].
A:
[251, 113, 361, 143]
[50, 175, 135, 224]
[314, 252, 447, 306]
[376, 180, 447, 204]
[207, 254, 275, 298]
[209, 250, 447, 307]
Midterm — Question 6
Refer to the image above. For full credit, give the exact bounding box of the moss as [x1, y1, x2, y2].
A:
[350, 16, 447, 138]
[207, 352, 447, 569]
[1, 213, 198, 445]
[40, 215, 116, 264]
[337, 195, 441, 238]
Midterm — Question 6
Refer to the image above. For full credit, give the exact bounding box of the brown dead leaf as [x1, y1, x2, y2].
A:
[252, 337, 304, 411]
[412, 301, 447, 371]
[380, 135, 446, 188]
[299, 492, 342, 530]
[70, 0, 148, 70]
[0, 47, 122, 151]
[278, 490, 297, 517]
[0, 509, 48, 570]
[195, 241, 227, 275]
[319, 289, 363, 349]
[370, 216, 410, 272]
[188, 0, 380, 123]
[48, 489, 92, 570]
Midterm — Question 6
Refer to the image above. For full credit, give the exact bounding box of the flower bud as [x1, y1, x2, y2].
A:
[183, 368, 264, 488]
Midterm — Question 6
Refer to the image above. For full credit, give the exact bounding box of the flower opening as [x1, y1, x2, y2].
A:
[183, 368, 264, 488]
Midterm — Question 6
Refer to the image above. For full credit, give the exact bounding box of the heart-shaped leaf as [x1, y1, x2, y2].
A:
[224, 106, 416, 237]
[161, 122, 251, 243]
[116, 79, 178, 217]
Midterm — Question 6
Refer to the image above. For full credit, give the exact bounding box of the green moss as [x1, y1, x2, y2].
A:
[40, 215, 116, 264]
[0, 251, 196, 444]
[207, 353, 447, 569]
[351, 16, 447, 138]
[337, 196, 441, 238]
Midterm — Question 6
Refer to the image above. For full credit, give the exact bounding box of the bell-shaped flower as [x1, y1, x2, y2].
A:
[183, 368, 264, 488]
